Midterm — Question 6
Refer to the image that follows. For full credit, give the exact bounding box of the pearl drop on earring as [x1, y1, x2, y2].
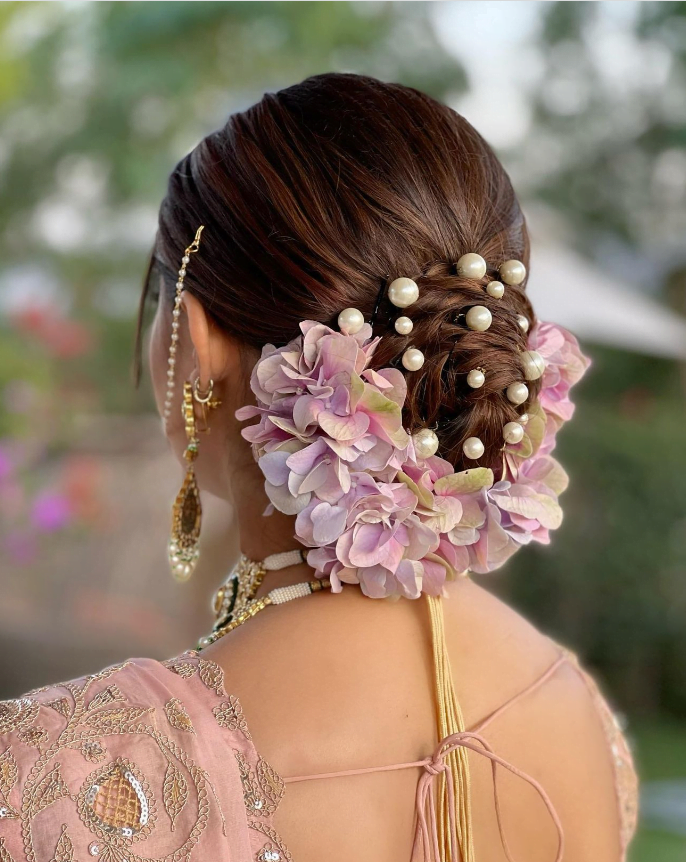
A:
[456, 253, 487, 280]
[486, 280, 505, 298]
[413, 428, 439, 459]
[388, 277, 419, 308]
[467, 369, 485, 389]
[394, 316, 413, 335]
[402, 347, 425, 371]
[337, 307, 365, 335]
[521, 349, 545, 381]
[465, 305, 493, 332]
[503, 422, 525, 444]
[499, 259, 527, 285]
[517, 314, 530, 333]
[463, 436, 485, 460]
[506, 382, 529, 405]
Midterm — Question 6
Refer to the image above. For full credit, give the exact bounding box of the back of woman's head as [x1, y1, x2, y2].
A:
[151, 72, 539, 473]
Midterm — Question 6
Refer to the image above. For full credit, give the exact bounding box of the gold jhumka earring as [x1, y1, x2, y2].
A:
[165, 226, 221, 582]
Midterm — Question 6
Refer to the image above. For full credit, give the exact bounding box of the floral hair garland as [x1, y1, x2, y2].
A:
[236, 319, 590, 599]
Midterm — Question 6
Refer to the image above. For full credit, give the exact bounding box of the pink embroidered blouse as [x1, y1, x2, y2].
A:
[0, 647, 638, 862]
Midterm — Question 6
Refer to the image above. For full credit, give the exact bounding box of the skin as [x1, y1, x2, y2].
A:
[149, 286, 625, 861]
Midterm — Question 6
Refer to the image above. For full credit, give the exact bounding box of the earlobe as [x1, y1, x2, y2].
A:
[182, 292, 235, 384]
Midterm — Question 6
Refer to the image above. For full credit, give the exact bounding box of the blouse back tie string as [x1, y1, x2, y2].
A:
[285, 728, 563, 862]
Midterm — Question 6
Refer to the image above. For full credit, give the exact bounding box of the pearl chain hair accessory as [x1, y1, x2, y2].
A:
[163, 225, 205, 427]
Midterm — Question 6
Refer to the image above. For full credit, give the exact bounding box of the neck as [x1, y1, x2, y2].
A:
[229, 459, 312, 590]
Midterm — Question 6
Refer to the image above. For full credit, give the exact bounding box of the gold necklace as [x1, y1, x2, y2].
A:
[198, 551, 330, 649]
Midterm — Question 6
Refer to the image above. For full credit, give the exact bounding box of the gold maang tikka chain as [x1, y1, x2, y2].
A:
[166, 226, 221, 582]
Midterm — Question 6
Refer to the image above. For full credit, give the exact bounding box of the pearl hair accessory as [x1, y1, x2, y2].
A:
[388, 277, 419, 308]
[519, 412, 530, 424]
[466, 368, 486, 389]
[503, 421, 525, 444]
[517, 314, 530, 333]
[486, 280, 505, 298]
[456, 252, 487, 280]
[462, 436, 485, 460]
[465, 305, 492, 332]
[521, 349, 545, 381]
[402, 347, 425, 371]
[337, 307, 365, 335]
[499, 259, 527, 285]
[163, 225, 205, 427]
[394, 316, 414, 335]
[412, 427, 440, 459]
[506, 382, 529, 405]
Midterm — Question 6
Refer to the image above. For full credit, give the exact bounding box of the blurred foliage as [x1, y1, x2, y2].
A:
[0, 1, 685, 714]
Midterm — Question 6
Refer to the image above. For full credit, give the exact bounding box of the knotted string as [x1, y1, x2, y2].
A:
[413, 729, 564, 862]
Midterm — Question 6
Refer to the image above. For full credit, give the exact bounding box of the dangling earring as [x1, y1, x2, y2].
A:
[169, 382, 202, 582]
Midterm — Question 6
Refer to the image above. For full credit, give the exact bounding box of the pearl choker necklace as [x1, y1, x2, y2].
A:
[198, 550, 330, 649]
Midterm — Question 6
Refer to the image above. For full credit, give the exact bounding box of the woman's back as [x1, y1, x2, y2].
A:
[204, 574, 635, 862]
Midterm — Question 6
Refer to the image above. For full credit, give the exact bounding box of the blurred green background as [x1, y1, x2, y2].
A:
[1, 3, 685, 858]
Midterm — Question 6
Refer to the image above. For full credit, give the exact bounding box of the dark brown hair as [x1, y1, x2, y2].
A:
[141, 72, 541, 474]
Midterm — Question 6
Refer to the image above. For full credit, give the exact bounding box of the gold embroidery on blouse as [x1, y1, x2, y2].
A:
[45, 699, 71, 720]
[250, 822, 293, 862]
[164, 698, 195, 734]
[163, 760, 188, 830]
[86, 685, 126, 713]
[80, 739, 107, 763]
[0, 698, 39, 735]
[17, 726, 49, 749]
[84, 706, 153, 735]
[30, 763, 71, 816]
[213, 696, 252, 740]
[162, 659, 198, 679]
[197, 659, 225, 697]
[234, 750, 284, 817]
[0, 747, 19, 820]
[0, 837, 17, 862]
[50, 824, 76, 862]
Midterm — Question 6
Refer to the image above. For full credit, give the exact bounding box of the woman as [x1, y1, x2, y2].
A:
[1, 74, 637, 862]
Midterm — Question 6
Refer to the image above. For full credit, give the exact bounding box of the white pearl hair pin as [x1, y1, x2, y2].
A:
[506, 382, 529, 405]
[395, 316, 413, 335]
[521, 349, 545, 381]
[456, 253, 487, 280]
[465, 305, 492, 332]
[503, 421, 525, 444]
[486, 280, 504, 298]
[499, 259, 527, 285]
[467, 368, 485, 389]
[402, 347, 425, 371]
[337, 307, 365, 335]
[388, 277, 419, 308]
[517, 314, 530, 333]
[413, 428, 439, 459]
[463, 436, 485, 460]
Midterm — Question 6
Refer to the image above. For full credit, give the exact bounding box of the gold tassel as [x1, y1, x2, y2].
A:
[427, 593, 474, 862]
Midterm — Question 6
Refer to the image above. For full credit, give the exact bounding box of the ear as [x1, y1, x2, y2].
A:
[182, 292, 237, 386]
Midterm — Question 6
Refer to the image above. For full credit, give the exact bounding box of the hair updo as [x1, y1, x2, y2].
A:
[144, 72, 541, 475]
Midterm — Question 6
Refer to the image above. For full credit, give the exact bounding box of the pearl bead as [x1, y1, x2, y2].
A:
[499, 259, 527, 285]
[176, 281, 183, 289]
[503, 421, 525, 444]
[413, 428, 439, 459]
[456, 253, 487, 280]
[182, 255, 190, 265]
[394, 316, 413, 335]
[517, 314, 530, 333]
[486, 280, 504, 299]
[521, 349, 545, 381]
[337, 307, 365, 335]
[466, 369, 485, 389]
[388, 277, 419, 308]
[519, 413, 529, 424]
[402, 347, 425, 371]
[506, 382, 529, 405]
[463, 437, 485, 460]
[465, 305, 492, 332]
